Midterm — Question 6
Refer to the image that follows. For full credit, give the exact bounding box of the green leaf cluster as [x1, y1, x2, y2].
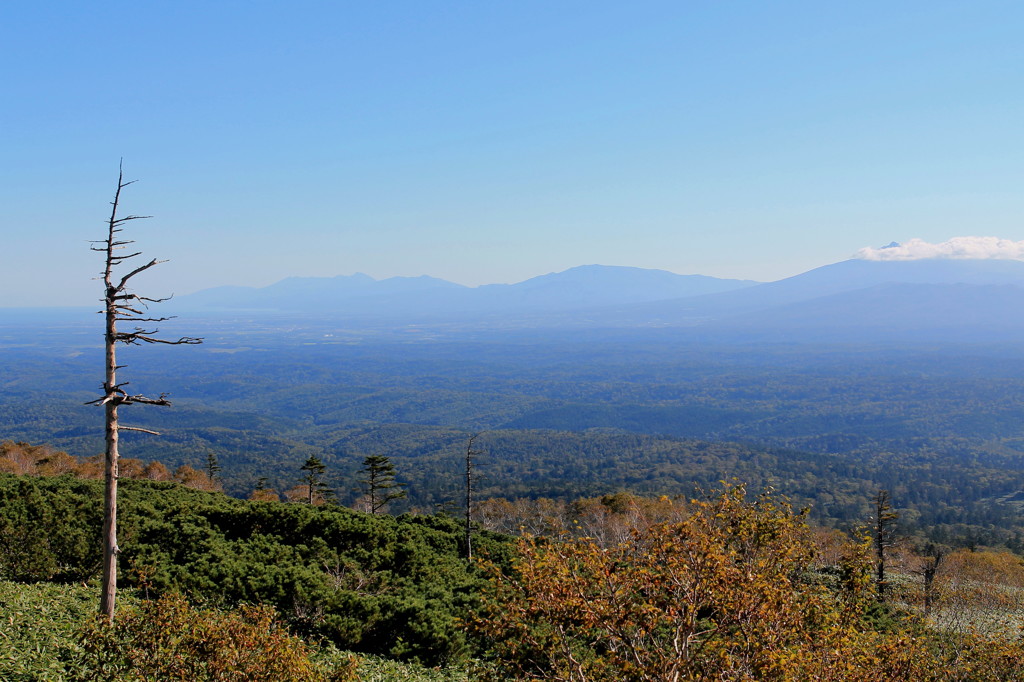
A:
[0, 580, 97, 681]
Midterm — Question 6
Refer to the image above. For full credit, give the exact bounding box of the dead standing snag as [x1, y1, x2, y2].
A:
[87, 163, 201, 621]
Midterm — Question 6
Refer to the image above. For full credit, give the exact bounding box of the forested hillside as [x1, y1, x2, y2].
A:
[5, 317, 1024, 549]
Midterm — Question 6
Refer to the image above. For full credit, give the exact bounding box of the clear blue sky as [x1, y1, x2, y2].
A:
[4, 1, 1023, 306]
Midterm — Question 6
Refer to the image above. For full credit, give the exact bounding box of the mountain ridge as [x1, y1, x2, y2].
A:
[157, 257, 1024, 342]
[176, 264, 760, 314]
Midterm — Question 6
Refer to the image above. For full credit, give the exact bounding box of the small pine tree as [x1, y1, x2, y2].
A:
[205, 451, 222, 483]
[249, 476, 280, 502]
[360, 455, 407, 515]
[299, 455, 330, 504]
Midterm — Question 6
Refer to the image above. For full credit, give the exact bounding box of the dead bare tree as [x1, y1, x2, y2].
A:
[87, 163, 201, 622]
[464, 434, 482, 561]
[872, 489, 899, 600]
[920, 543, 944, 617]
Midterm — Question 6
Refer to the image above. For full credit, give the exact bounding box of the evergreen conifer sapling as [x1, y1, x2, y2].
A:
[359, 455, 406, 515]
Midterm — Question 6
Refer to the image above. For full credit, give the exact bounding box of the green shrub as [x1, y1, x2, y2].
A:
[0, 580, 97, 681]
[0, 473, 513, 665]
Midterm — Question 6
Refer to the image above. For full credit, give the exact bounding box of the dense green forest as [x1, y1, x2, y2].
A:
[4, 319, 1024, 548]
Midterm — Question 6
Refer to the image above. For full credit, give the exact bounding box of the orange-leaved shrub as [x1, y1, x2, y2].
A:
[72, 593, 357, 681]
[469, 485, 1024, 681]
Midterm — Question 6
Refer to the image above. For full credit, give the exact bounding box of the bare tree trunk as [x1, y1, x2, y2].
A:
[922, 544, 943, 617]
[369, 465, 378, 514]
[90, 163, 201, 622]
[873, 489, 898, 601]
[99, 174, 125, 622]
[464, 434, 480, 561]
[100, 399, 118, 619]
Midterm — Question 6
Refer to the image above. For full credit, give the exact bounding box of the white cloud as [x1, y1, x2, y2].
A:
[855, 237, 1024, 261]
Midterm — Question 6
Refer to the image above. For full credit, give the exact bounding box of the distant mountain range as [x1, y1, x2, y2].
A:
[607, 258, 1024, 328]
[174, 258, 1024, 342]
[177, 265, 759, 317]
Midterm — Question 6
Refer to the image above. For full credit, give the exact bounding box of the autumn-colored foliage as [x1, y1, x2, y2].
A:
[470, 486, 1024, 681]
[925, 548, 1024, 634]
[73, 593, 356, 681]
[474, 486, 856, 680]
[283, 483, 331, 505]
[476, 491, 691, 543]
[249, 487, 282, 502]
[0, 440, 219, 490]
[9, 449, 1024, 678]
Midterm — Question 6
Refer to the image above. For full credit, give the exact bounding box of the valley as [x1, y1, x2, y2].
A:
[7, 256, 1024, 550]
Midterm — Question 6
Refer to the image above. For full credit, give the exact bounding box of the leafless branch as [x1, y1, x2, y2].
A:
[116, 258, 165, 290]
[111, 215, 152, 224]
[115, 330, 202, 345]
[123, 394, 172, 406]
[116, 317, 175, 323]
[119, 426, 161, 435]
